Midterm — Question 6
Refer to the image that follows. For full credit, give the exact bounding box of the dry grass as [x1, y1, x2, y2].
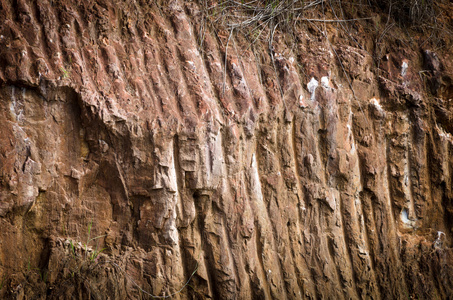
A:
[369, 0, 438, 27]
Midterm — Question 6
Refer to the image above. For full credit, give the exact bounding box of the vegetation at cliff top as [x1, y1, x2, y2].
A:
[205, 1, 439, 23]
[200, 0, 445, 37]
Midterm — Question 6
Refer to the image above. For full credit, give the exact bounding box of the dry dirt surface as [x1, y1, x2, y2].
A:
[0, 0, 452, 299]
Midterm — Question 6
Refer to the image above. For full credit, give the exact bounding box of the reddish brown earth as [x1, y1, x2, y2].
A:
[0, 0, 452, 299]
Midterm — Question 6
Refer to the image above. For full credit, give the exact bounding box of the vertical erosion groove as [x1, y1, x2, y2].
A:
[132, 6, 166, 118]
[385, 138, 398, 239]
[180, 4, 222, 120]
[220, 128, 251, 298]
[385, 136, 410, 297]
[338, 192, 360, 299]
[29, 1, 52, 74]
[349, 114, 379, 298]
[152, 15, 184, 119]
[39, 0, 64, 73]
[188, 4, 229, 120]
[357, 168, 380, 299]
[253, 210, 271, 299]
[253, 140, 288, 300]
[288, 116, 309, 299]
[247, 149, 272, 299]
[172, 134, 189, 297]
[275, 120, 303, 299]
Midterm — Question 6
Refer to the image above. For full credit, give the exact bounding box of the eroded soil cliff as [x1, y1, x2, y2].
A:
[0, 0, 452, 299]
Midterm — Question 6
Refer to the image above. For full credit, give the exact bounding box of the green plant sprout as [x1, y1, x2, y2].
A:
[26, 258, 48, 283]
[85, 220, 106, 262]
[60, 67, 69, 79]
[67, 220, 106, 262]
[70, 240, 76, 258]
